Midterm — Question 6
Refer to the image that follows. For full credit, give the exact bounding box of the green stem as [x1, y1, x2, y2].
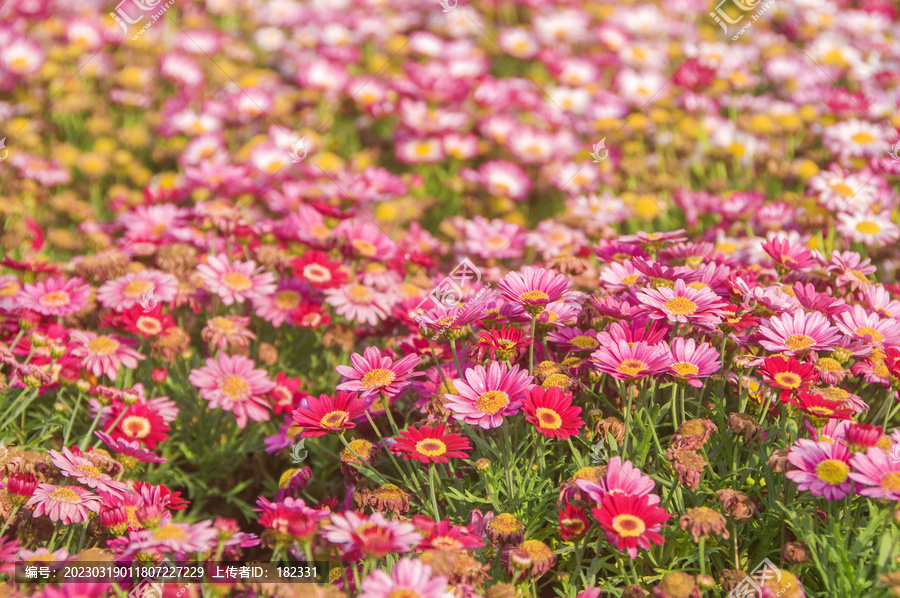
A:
[380, 394, 402, 437]
[62, 392, 84, 447]
[529, 316, 537, 373]
[450, 339, 463, 378]
[428, 465, 440, 520]
[566, 437, 585, 469]
[0, 504, 20, 536]
[337, 433, 391, 487]
[427, 338, 451, 391]
[699, 536, 706, 575]
[500, 422, 516, 502]
[670, 382, 679, 430]
[363, 411, 423, 495]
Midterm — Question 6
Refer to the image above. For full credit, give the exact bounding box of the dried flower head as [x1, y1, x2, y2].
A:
[679, 507, 729, 542]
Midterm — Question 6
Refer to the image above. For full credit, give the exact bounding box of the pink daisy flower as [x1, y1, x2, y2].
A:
[834, 305, 900, 347]
[786, 439, 853, 501]
[196, 256, 277, 306]
[94, 431, 167, 464]
[635, 278, 727, 327]
[324, 283, 393, 326]
[323, 512, 422, 561]
[95, 270, 177, 311]
[129, 516, 219, 555]
[444, 361, 533, 429]
[848, 447, 900, 501]
[49, 447, 129, 497]
[189, 354, 276, 429]
[591, 340, 672, 382]
[498, 266, 571, 314]
[666, 338, 721, 388]
[26, 484, 102, 525]
[758, 311, 842, 356]
[575, 457, 661, 506]
[253, 278, 307, 328]
[16, 276, 91, 317]
[358, 558, 448, 598]
[336, 346, 423, 399]
[68, 331, 145, 382]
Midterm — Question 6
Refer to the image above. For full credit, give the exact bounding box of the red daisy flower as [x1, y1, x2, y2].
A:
[413, 516, 485, 551]
[522, 387, 584, 440]
[391, 423, 471, 464]
[470, 326, 534, 363]
[719, 304, 760, 332]
[759, 355, 819, 402]
[291, 391, 369, 437]
[269, 372, 308, 415]
[120, 304, 176, 339]
[291, 251, 348, 289]
[787, 390, 856, 423]
[592, 493, 669, 560]
[104, 401, 170, 450]
[558, 502, 589, 540]
[292, 303, 332, 328]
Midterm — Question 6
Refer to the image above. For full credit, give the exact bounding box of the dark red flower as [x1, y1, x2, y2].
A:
[470, 326, 534, 363]
[291, 391, 368, 437]
[391, 423, 471, 464]
[522, 387, 584, 440]
[558, 502, 588, 540]
[759, 355, 819, 402]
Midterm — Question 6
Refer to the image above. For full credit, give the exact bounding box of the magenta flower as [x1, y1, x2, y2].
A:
[786, 439, 853, 501]
[635, 278, 727, 327]
[189, 354, 276, 429]
[95, 270, 177, 311]
[758, 311, 842, 356]
[848, 447, 900, 501]
[591, 340, 672, 382]
[575, 457, 661, 506]
[16, 276, 91, 317]
[445, 361, 533, 429]
[336, 346, 422, 399]
[68, 331, 145, 381]
[834, 304, 900, 347]
[196, 255, 277, 306]
[666, 337, 721, 388]
[26, 484, 102, 525]
[358, 557, 448, 598]
[323, 512, 422, 561]
[129, 516, 219, 555]
[498, 266, 571, 313]
[94, 431, 167, 464]
[49, 447, 129, 497]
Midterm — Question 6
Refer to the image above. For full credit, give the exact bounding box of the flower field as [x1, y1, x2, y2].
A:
[2, 0, 900, 596]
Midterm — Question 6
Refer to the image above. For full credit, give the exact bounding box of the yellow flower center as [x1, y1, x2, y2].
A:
[830, 182, 854, 197]
[49, 487, 81, 503]
[321, 410, 349, 428]
[153, 525, 189, 542]
[415, 439, 447, 457]
[123, 279, 154, 298]
[387, 590, 421, 598]
[672, 362, 699, 377]
[535, 407, 562, 429]
[881, 472, 900, 492]
[75, 463, 103, 479]
[488, 513, 523, 533]
[620, 274, 639, 285]
[774, 372, 802, 388]
[221, 271, 253, 291]
[542, 373, 571, 389]
[122, 416, 151, 439]
[475, 390, 510, 415]
[0, 281, 20, 297]
[414, 143, 434, 156]
[39, 290, 71, 307]
[87, 336, 120, 356]
[855, 326, 883, 343]
[431, 536, 463, 551]
[219, 375, 250, 401]
[611, 514, 646, 537]
[275, 290, 301, 310]
[136, 317, 163, 336]
[616, 359, 647, 377]
[570, 336, 598, 350]
[208, 317, 235, 333]
[520, 289, 550, 302]
[855, 221, 881, 235]
[360, 368, 396, 389]
[352, 239, 376, 256]
[347, 285, 372, 303]
[815, 459, 849, 484]
[663, 296, 698, 315]
[817, 358, 842, 372]
[783, 334, 814, 352]
[852, 132, 875, 144]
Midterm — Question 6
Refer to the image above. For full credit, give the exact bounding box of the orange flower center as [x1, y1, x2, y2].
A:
[122, 416, 151, 439]
[611, 514, 646, 537]
[221, 272, 253, 291]
[783, 334, 814, 352]
[275, 290, 301, 310]
[351, 239, 376, 256]
[347, 285, 372, 303]
[219, 375, 250, 402]
[415, 439, 447, 457]
[663, 296, 698, 315]
[774, 372, 802, 388]
[570, 335, 598, 350]
[153, 525, 189, 542]
[49, 487, 81, 503]
[519, 290, 550, 302]
[75, 463, 103, 479]
[136, 317, 163, 336]
[87, 336, 120, 356]
[535, 407, 562, 429]
[123, 279, 154, 298]
[321, 410, 349, 428]
[39, 290, 71, 307]
[855, 326, 883, 344]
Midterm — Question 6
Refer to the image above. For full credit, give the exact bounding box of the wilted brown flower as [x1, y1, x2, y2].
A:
[716, 489, 759, 523]
[258, 342, 278, 366]
[507, 539, 556, 580]
[156, 243, 198, 274]
[667, 448, 706, 490]
[782, 540, 810, 564]
[548, 253, 587, 275]
[767, 448, 791, 473]
[728, 412, 765, 446]
[322, 323, 355, 352]
[150, 326, 191, 364]
[339, 439, 378, 486]
[652, 572, 701, 598]
[622, 584, 650, 598]
[679, 507, 729, 542]
[719, 570, 751, 594]
[879, 570, 900, 597]
[595, 417, 626, 444]
[485, 513, 525, 547]
[485, 583, 520, 598]
[418, 550, 488, 588]
[670, 419, 717, 450]
[367, 483, 410, 515]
